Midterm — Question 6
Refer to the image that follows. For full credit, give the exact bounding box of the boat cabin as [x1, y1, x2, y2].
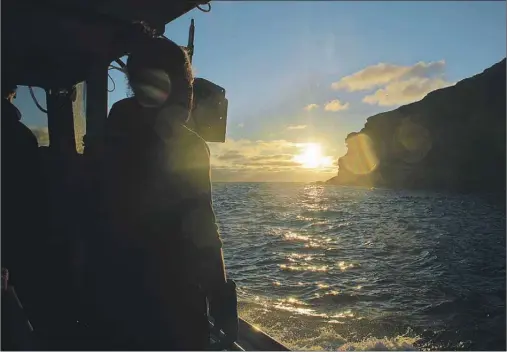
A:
[2, 0, 288, 350]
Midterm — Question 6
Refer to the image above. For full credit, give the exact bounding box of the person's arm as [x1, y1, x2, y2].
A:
[178, 138, 238, 344]
[179, 139, 227, 295]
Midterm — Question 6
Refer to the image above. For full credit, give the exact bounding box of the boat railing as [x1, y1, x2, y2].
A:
[1, 267, 290, 351]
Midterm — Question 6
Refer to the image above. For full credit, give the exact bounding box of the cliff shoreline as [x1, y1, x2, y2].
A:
[328, 59, 506, 194]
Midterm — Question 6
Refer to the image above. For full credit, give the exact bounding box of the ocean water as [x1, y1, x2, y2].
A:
[212, 183, 506, 351]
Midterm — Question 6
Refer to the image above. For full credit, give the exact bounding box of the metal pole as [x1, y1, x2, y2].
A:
[188, 19, 195, 63]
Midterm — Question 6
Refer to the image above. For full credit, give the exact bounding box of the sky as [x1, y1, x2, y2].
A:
[15, 1, 506, 182]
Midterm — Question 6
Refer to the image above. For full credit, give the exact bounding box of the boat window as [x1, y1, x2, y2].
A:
[14, 85, 87, 154]
[107, 56, 129, 112]
[13, 86, 49, 147]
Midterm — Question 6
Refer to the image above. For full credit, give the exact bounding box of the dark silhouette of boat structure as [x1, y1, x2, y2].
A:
[2, 0, 290, 350]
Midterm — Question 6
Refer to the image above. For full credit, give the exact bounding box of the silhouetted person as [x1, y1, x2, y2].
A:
[2, 84, 40, 280]
[1, 83, 53, 345]
[90, 38, 235, 350]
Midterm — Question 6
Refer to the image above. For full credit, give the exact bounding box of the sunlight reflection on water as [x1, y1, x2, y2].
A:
[213, 183, 506, 351]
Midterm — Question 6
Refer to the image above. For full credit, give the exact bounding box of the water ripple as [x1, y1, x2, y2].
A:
[213, 183, 506, 351]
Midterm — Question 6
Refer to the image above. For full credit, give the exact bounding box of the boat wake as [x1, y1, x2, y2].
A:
[238, 296, 420, 351]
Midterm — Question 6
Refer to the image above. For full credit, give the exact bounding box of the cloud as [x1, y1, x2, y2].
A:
[287, 125, 308, 130]
[330, 60, 453, 106]
[29, 126, 49, 146]
[207, 139, 337, 182]
[238, 123, 245, 128]
[362, 77, 454, 106]
[331, 60, 446, 92]
[304, 103, 319, 111]
[216, 150, 245, 161]
[324, 99, 349, 112]
[209, 139, 301, 170]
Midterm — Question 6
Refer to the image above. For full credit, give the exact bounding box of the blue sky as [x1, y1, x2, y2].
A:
[15, 1, 506, 182]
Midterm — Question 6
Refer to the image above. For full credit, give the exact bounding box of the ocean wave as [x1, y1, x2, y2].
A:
[214, 183, 506, 350]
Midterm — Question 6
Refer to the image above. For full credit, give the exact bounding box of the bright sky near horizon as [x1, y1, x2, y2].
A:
[15, 1, 506, 182]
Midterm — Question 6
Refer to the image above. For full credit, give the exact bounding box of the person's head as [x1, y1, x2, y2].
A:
[2, 82, 17, 103]
[126, 37, 194, 121]
[2, 81, 21, 121]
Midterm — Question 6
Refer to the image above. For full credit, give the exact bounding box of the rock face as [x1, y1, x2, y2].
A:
[328, 59, 506, 193]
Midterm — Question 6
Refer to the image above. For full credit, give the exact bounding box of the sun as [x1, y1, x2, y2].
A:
[293, 143, 334, 169]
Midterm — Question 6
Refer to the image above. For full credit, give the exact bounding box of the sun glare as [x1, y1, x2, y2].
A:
[293, 143, 334, 169]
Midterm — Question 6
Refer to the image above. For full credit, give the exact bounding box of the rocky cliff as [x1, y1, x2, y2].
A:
[328, 59, 506, 193]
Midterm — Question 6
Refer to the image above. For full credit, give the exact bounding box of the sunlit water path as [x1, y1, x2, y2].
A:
[213, 183, 506, 351]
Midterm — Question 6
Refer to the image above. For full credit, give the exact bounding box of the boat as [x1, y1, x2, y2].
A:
[2, 0, 290, 350]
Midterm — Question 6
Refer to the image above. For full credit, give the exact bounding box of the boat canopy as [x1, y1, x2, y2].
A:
[3, 0, 207, 88]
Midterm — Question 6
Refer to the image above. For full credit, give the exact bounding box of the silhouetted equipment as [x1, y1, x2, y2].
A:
[188, 19, 196, 63]
[2, 0, 288, 350]
[192, 78, 229, 142]
[184, 18, 229, 142]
